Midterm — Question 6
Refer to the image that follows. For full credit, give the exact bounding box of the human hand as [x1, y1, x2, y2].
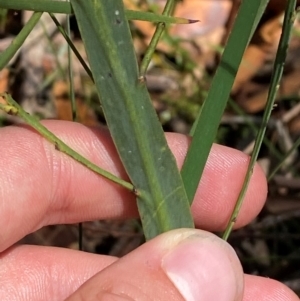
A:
[0, 121, 298, 300]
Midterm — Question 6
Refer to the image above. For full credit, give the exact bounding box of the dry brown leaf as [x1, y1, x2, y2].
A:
[0, 68, 9, 93]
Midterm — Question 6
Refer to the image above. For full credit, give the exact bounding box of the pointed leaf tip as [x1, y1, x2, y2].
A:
[188, 19, 199, 24]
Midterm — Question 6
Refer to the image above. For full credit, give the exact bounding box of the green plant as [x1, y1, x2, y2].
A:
[0, 0, 297, 244]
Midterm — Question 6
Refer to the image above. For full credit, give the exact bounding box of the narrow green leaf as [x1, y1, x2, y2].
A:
[0, 0, 68, 14]
[0, 0, 196, 24]
[126, 10, 198, 24]
[70, 0, 194, 240]
[181, 0, 270, 204]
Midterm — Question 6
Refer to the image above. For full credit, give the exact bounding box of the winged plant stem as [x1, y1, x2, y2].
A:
[0, 93, 134, 191]
[70, 0, 194, 240]
[139, 0, 176, 76]
[222, 0, 297, 240]
[0, 11, 42, 70]
[180, 0, 269, 204]
[0, 0, 192, 25]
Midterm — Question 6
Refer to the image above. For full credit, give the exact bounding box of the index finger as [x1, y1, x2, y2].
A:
[0, 121, 267, 251]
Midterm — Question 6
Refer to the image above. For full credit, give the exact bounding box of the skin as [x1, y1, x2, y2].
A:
[0, 120, 298, 301]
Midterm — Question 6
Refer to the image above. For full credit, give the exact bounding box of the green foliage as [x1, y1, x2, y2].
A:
[0, 0, 296, 243]
[70, 0, 194, 240]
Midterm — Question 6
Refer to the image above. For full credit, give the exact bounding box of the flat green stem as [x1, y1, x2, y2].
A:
[0, 93, 134, 192]
[222, 0, 297, 240]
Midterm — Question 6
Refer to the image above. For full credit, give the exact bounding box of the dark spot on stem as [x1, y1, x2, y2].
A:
[6, 107, 17, 115]
[132, 186, 139, 196]
[138, 75, 146, 84]
[54, 142, 60, 151]
[108, 72, 112, 78]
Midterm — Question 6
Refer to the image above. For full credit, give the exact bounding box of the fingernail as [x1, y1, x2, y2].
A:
[162, 235, 241, 301]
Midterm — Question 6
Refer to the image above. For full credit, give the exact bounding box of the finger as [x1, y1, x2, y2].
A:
[0, 121, 267, 250]
[187, 141, 267, 231]
[2, 240, 297, 301]
[0, 229, 244, 301]
[66, 229, 244, 301]
[243, 274, 299, 301]
[0, 245, 117, 301]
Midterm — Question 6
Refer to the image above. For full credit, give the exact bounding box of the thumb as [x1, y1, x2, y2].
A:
[66, 229, 244, 301]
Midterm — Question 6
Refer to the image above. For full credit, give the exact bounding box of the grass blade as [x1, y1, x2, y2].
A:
[181, 0, 270, 204]
[70, 0, 194, 240]
[0, 0, 195, 24]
